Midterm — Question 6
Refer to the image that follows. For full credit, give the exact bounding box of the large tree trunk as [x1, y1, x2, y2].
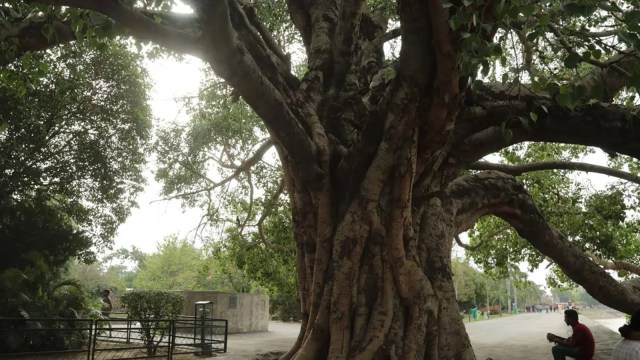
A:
[281, 140, 475, 359]
[274, 66, 475, 357]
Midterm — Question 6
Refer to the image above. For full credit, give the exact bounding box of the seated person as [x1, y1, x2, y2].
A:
[546, 309, 595, 360]
[612, 310, 640, 360]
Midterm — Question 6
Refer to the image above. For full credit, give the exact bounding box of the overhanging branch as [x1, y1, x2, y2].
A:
[469, 161, 640, 186]
[453, 84, 640, 165]
[0, 15, 76, 66]
[445, 170, 640, 313]
[25, 0, 202, 56]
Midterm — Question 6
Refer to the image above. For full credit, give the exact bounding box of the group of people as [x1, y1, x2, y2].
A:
[546, 309, 640, 360]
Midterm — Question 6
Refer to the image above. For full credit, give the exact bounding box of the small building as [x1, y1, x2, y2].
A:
[178, 291, 269, 334]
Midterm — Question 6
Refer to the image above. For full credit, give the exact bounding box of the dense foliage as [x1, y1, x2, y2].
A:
[0, 254, 101, 354]
[0, 40, 152, 261]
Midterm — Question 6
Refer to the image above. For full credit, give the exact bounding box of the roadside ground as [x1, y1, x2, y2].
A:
[213, 309, 625, 360]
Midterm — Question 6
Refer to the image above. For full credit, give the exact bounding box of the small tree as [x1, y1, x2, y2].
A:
[120, 291, 185, 356]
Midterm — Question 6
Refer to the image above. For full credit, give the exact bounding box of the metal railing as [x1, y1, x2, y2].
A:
[0, 316, 227, 360]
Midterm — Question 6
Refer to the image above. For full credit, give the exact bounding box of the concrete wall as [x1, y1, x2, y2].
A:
[178, 291, 269, 334]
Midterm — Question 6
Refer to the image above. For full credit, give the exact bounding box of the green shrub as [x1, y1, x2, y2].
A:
[271, 292, 301, 321]
[121, 291, 185, 355]
[0, 255, 100, 354]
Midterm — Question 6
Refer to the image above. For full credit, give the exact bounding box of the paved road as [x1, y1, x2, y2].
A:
[216, 313, 622, 359]
[466, 312, 619, 360]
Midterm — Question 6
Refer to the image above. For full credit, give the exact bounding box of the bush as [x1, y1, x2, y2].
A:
[0, 256, 100, 354]
[271, 292, 300, 321]
[120, 291, 185, 355]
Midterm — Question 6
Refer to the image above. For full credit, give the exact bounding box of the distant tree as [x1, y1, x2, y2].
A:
[211, 203, 299, 319]
[133, 235, 215, 290]
[65, 260, 129, 297]
[452, 258, 483, 308]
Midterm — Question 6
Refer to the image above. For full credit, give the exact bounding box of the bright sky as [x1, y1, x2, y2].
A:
[113, 56, 205, 253]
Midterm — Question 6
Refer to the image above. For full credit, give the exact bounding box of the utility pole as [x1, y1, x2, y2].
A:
[506, 278, 512, 313]
[513, 282, 518, 313]
[485, 278, 490, 313]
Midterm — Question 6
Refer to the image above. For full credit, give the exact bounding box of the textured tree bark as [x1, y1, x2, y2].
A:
[279, 121, 477, 359]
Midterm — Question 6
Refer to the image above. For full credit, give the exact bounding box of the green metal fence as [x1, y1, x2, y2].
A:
[0, 316, 227, 360]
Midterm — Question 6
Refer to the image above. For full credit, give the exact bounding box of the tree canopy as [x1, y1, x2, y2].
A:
[0, 39, 152, 260]
[4, 0, 640, 358]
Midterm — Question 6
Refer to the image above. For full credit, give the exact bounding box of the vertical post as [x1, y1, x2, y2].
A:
[513, 282, 518, 314]
[506, 278, 512, 313]
[91, 320, 98, 360]
[223, 319, 228, 353]
[87, 320, 93, 360]
[168, 320, 175, 360]
[126, 314, 131, 343]
[485, 278, 490, 317]
[200, 310, 205, 351]
[193, 303, 197, 345]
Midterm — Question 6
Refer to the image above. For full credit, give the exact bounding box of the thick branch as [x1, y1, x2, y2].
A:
[445, 171, 640, 313]
[469, 161, 640, 186]
[453, 84, 640, 165]
[286, 0, 312, 50]
[0, 16, 76, 66]
[25, 0, 202, 56]
[587, 251, 640, 277]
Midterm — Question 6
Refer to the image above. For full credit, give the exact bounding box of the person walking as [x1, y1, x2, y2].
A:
[546, 309, 595, 360]
[101, 289, 113, 336]
[612, 310, 640, 360]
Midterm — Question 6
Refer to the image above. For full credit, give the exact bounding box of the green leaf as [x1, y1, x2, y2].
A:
[592, 49, 602, 60]
[590, 83, 605, 100]
[563, 52, 581, 69]
[501, 122, 513, 142]
[526, 31, 539, 42]
[574, 84, 588, 99]
[598, 2, 621, 12]
[546, 82, 560, 95]
[519, 4, 536, 16]
[471, 79, 484, 90]
[518, 116, 532, 130]
[624, 10, 640, 25]
[0, 122, 8, 133]
[556, 93, 574, 109]
[538, 13, 551, 25]
[559, 85, 572, 95]
[41, 24, 54, 40]
[618, 32, 640, 46]
[529, 112, 538, 122]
